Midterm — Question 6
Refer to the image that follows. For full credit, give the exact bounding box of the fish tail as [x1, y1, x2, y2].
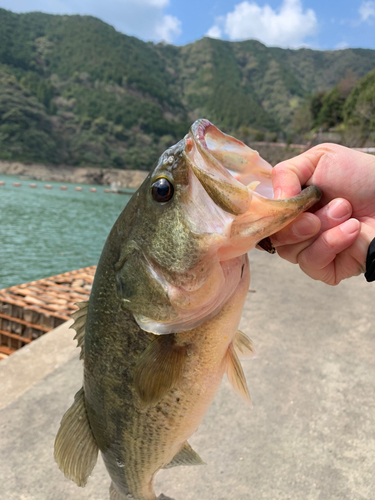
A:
[109, 482, 128, 500]
[110, 482, 174, 500]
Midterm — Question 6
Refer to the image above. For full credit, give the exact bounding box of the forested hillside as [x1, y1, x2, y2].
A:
[0, 8, 374, 170]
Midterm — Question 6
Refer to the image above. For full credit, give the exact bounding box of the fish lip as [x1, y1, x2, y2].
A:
[190, 119, 216, 151]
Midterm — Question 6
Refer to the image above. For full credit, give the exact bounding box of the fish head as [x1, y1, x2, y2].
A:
[113, 119, 321, 334]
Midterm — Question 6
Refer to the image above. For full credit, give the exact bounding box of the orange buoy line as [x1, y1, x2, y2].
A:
[1, 181, 107, 192]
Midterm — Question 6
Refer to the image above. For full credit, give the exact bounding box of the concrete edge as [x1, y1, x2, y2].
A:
[0, 319, 77, 411]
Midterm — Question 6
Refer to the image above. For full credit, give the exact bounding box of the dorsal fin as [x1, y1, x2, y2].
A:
[226, 343, 252, 407]
[70, 301, 89, 360]
[54, 387, 99, 486]
[233, 330, 256, 359]
[134, 335, 189, 405]
[163, 441, 205, 469]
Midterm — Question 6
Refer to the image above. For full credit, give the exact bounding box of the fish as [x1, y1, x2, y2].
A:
[54, 119, 321, 500]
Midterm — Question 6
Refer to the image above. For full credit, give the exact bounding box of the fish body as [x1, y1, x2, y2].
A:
[85, 253, 250, 500]
[55, 120, 321, 500]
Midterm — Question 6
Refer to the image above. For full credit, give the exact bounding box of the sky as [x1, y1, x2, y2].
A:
[0, 0, 375, 50]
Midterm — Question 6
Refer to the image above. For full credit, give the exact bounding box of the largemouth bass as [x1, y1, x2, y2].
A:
[54, 119, 321, 500]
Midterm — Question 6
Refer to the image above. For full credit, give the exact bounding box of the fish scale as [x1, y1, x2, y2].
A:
[86, 272, 245, 499]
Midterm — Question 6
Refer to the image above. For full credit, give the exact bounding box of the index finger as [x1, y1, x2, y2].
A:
[272, 147, 326, 199]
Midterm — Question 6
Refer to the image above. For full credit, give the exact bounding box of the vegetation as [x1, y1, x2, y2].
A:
[0, 66, 58, 162]
[0, 7, 374, 169]
[342, 68, 375, 146]
[291, 69, 375, 147]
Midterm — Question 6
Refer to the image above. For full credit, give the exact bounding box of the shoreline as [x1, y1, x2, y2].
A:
[0, 145, 302, 188]
[3, 145, 372, 190]
[0, 161, 148, 188]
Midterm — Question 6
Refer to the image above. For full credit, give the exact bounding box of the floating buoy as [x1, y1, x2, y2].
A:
[13, 182, 21, 187]
[75, 187, 82, 191]
[30, 183, 37, 188]
[60, 186, 67, 190]
[0, 181, 5, 186]
[90, 188, 97, 192]
[45, 185, 52, 189]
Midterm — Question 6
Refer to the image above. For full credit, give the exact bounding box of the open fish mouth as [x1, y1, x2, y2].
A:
[184, 119, 321, 257]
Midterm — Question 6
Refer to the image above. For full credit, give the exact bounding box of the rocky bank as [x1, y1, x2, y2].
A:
[0, 161, 148, 188]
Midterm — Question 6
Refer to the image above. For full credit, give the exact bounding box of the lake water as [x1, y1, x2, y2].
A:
[0, 174, 134, 289]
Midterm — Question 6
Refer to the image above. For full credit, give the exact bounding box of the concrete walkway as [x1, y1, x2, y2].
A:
[1, 250, 374, 500]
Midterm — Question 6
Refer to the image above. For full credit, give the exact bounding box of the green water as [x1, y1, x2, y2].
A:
[0, 174, 134, 289]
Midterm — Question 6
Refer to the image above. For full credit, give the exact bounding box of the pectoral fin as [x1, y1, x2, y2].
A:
[234, 330, 256, 359]
[163, 441, 205, 469]
[70, 301, 89, 360]
[134, 335, 189, 405]
[226, 343, 252, 407]
[54, 387, 99, 487]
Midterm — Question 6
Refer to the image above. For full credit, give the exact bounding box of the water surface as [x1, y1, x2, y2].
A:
[0, 175, 134, 289]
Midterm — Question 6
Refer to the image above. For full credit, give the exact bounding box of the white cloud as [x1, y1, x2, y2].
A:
[359, 1, 375, 23]
[154, 14, 181, 43]
[205, 24, 223, 39]
[335, 41, 349, 50]
[206, 0, 317, 48]
[0, 0, 182, 43]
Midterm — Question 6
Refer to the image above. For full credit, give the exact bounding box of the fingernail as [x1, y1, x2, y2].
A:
[292, 214, 318, 237]
[340, 218, 360, 235]
[327, 199, 351, 220]
[274, 188, 282, 199]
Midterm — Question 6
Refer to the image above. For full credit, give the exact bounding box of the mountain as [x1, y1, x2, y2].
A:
[342, 68, 375, 145]
[0, 8, 374, 170]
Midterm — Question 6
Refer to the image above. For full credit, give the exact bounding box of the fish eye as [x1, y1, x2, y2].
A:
[151, 178, 174, 203]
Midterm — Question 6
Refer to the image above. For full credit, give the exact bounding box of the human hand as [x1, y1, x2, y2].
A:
[270, 143, 375, 285]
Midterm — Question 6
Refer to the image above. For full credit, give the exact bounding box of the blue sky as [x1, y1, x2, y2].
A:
[1, 0, 375, 49]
